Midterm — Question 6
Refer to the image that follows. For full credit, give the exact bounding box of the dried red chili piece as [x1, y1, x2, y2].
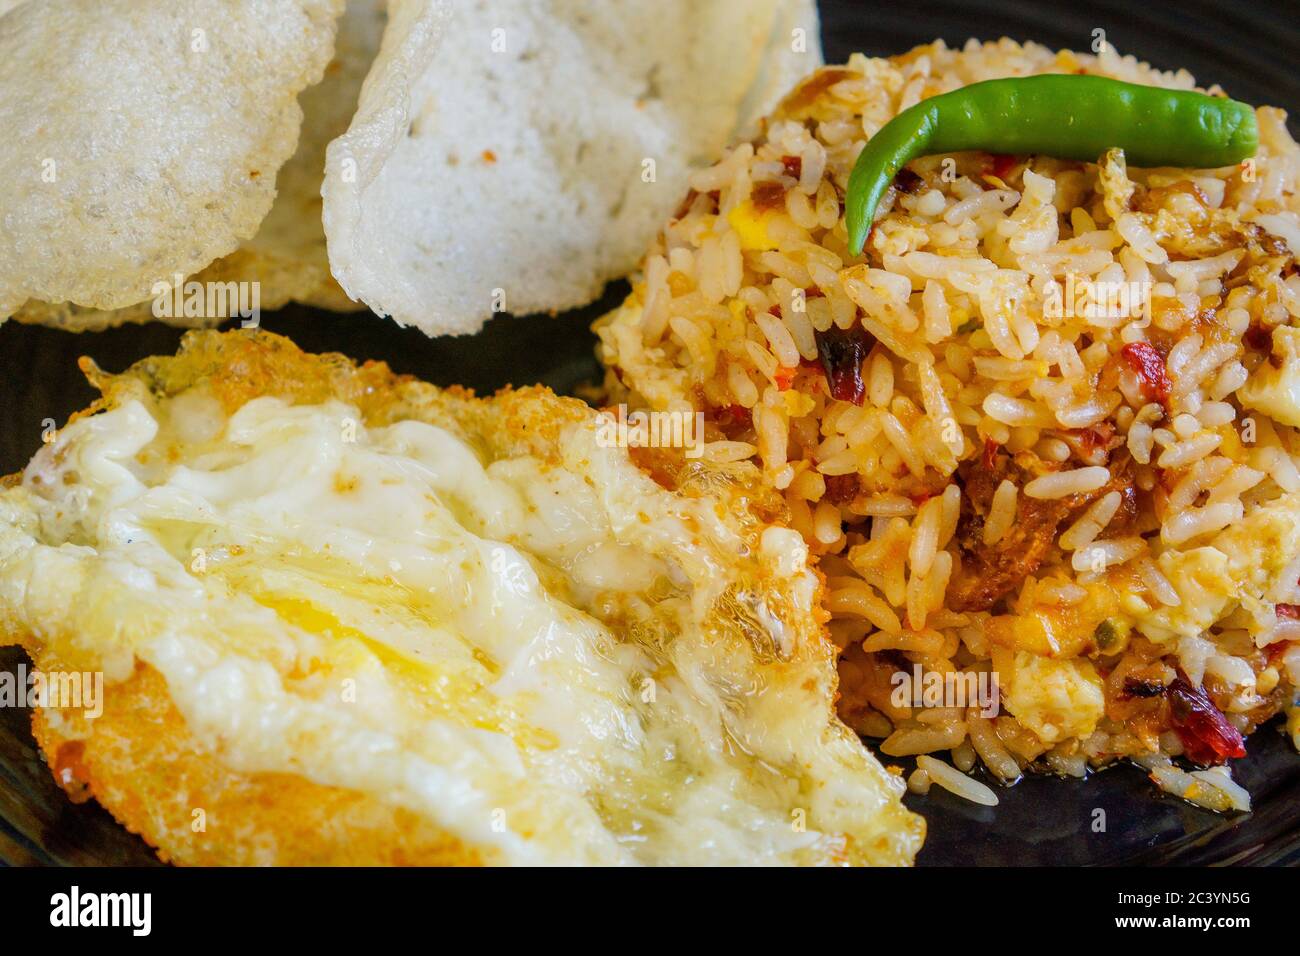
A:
[708, 404, 752, 431]
[1075, 422, 1117, 459]
[1120, 341, 1172, 408]
[814, 326, 874, 405]
[1277, 604, 1300, 620]
[1266, 640, 1297, 669]
[1166, 670, 1246, 765]
[982, 437, 1000, 471]
[988, 153, 1020, 180]
[781, 155, 803, 179]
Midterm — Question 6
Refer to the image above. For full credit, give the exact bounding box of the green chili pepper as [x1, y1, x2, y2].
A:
[845, 75, 1259, 255]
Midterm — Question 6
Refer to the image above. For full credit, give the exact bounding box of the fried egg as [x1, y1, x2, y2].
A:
[0, 331, 921, 865]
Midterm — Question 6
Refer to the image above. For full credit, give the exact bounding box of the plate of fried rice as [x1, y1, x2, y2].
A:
[592, 1, 1300, 862]
[2, 0, 1299, 866]
[593, 5, 1300, 858]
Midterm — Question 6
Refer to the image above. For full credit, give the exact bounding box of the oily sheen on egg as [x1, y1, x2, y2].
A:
[0, 331, 923, 865]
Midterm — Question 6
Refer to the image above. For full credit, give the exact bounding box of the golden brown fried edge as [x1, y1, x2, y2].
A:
[28, 651, 491, 866]
[6, 333, 514, 865]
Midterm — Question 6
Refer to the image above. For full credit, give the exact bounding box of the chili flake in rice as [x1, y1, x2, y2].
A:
[594, 37, 1300, 812]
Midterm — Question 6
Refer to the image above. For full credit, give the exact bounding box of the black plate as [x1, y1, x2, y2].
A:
[2, 0, 1298, 866]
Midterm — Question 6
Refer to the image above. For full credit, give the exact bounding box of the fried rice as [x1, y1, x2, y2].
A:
[594, 37, 1300, 812]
